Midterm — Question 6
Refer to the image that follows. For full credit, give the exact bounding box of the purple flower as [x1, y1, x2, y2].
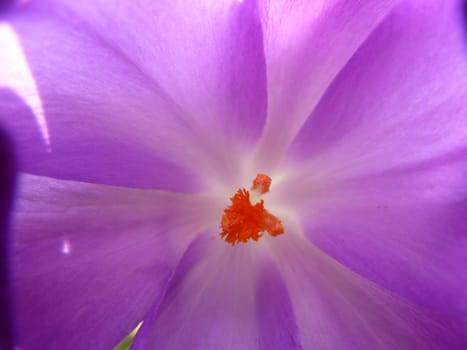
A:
[1, 0, 467, 349]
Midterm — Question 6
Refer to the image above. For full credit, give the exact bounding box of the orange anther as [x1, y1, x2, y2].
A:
[252, 173, 272, 194]
[220, 174, 284, 245]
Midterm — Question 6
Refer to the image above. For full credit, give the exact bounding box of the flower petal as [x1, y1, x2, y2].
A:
[279, 0, 467, 315]
[255, 254, 302, 350]
[11, 175, 219, 349]
[0, 7, 213, 191]
[288, 0, 467, 177]
[39, 0, 268, 153]
[287, 151, 467, 315]
[254, 0, 396, 170]
[133, 234, 302, 350]
[269, 233, 467, 349]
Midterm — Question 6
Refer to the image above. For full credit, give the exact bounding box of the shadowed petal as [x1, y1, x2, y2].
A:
[133, 234, 302, 350]
[11, 175, 219, 350]
[0, 127, 15, 350]
[268, 232, 467, 349]
[254, 0, 396, 170]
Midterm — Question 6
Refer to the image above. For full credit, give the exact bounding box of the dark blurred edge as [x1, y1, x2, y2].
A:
[0, 127, 15, 350]
[0, 0, 14, 14]
[1, 2, 16, 350]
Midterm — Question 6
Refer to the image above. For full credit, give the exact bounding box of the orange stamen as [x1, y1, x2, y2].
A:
[252, 173, 272, 194]
[220, 174, 284, 245]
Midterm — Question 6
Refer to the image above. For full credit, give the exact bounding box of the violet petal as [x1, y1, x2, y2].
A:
[295, 152, 467, 315]
[11, 175, 218, 349]
[269, 233, 467, 349]
[134, 234, 302, 350]
[254, 0, 396, 170]
[288, 0, 467, 175]
[0, 8, 207, 191]
[280, 0, 467, 315]
[38, 0, 268, 151]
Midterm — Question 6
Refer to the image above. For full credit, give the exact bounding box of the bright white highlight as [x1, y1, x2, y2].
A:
[61, 240, 71, 255]
[0, 24, 51, 151]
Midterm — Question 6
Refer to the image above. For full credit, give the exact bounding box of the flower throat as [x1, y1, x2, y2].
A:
[220, 174, 284, 245]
